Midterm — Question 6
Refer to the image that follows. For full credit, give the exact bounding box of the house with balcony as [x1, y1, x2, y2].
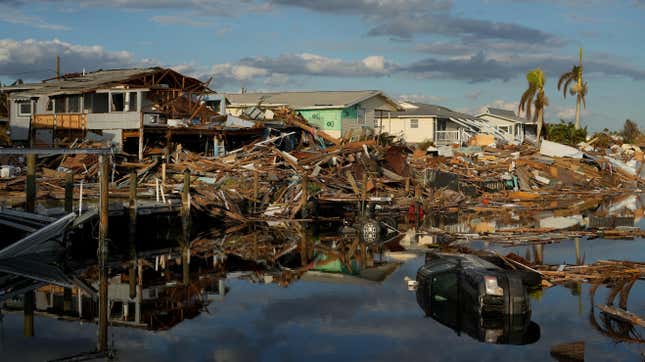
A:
[376, 102, 488, 146]
[225, 90, 400, 139]
[1, 67, 215, 153]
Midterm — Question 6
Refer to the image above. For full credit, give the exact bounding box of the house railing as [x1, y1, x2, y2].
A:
[435, 130, 461, 145]
[32, 114, 87, 130]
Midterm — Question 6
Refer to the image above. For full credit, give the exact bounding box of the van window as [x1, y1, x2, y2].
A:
[432, 272, 458, 303]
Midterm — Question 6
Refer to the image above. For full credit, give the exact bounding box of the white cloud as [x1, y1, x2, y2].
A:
[150, 15, 211, 27]
[0, 38, 140, 80]
[0, 5, 69, 30]
[397, 93, 443, 104]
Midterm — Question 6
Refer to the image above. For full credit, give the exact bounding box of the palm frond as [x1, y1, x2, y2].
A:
[562, 76, 576, 98]
[557, 71, 575, 90]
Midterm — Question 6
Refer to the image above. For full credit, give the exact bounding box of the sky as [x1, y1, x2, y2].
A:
[0, 0, 644, 131]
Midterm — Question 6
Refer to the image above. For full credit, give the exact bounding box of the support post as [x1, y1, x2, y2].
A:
[97, 154, 109, 352]
[23, 290, 34, 337]
[182, 169, 191, 216]
[25, 153, 36, 212]
[65, 172, 73, 213]
[138, 114, 144, 161]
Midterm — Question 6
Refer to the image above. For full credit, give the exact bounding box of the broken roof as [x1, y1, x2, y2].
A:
[2, 67, 211, 98]
[389, 102, 476, 119]
[225, 90, 400, 110]
[478, 107, 530, 123]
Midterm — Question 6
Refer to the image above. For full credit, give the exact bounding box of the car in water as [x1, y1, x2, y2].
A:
[416, 252, 540, 344]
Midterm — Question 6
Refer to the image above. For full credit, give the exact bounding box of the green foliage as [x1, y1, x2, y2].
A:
[546, 121, 587, 145]
[622, 119, 640, 144]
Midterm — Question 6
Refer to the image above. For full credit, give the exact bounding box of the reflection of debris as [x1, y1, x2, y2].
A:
[550, 341, 584, 362]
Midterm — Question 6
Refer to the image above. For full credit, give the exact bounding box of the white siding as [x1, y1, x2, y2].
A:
[379, 116, 436, 144]
[87, 112, 140, 130]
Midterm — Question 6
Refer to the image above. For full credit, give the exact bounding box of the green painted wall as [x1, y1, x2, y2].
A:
[297, 106, 357, 131]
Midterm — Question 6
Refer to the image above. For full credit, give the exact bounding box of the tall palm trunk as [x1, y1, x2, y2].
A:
[536, 107, 544, 146]
[574, 48, 583, 130]
[574, 95, 581, 130]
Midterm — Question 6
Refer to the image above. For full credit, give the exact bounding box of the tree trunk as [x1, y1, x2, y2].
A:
[574, 95, 581, 130]
[536, 106, 544, 146]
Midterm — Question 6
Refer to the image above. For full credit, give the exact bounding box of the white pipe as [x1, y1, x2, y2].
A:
[78, 180, 84, 215]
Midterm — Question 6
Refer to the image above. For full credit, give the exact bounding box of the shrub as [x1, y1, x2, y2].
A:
[546, 121, 587, 145]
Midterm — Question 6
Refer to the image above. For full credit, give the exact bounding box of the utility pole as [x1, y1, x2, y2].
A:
[56, 55, 60, 79]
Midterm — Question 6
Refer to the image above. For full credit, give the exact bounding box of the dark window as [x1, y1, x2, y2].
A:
[410, 119, 419, 128]
[92, 93, 109, 113]
[54, 97, 66, 113]
[68, 95, 81, 113]
[128, 92, 137, 111]
[111, 93, 125, 112]
[18, 102, 32, 116]
[438, 119, 447, 131]
[46, 98, 53, 111]
[431, 272, 458, 303]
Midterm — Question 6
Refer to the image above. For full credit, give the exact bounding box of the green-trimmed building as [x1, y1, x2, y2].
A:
[224, 90, 400, 139]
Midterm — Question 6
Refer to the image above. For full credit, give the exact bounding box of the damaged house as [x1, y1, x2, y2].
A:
[225, 90, 400, 139]
[477, 107, 537, 144]
[0, 67, 222, 156]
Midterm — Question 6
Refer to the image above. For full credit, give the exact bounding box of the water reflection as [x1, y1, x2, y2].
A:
[427, 193, 642, 234]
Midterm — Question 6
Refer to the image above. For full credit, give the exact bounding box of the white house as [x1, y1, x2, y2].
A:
[376, 102, 487, 146]
[477, 107, 536, 143]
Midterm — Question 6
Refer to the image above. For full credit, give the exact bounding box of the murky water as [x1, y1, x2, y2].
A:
[0, 195, 644, 361]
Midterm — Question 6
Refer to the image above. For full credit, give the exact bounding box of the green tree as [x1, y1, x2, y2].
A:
[622, 119, 640, 144]
[546, 121, 587, 145]
[557, 48, 588, 130]
[519, 68, 549, 145]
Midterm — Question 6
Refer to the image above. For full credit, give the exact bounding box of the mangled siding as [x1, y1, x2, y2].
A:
[87, 112, 140, 130]
[297, 109, 343, 139]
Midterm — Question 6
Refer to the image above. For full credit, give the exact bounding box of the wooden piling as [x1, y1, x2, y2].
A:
[25, 153, 36, 212]
[97, 154, 109, 352]
[23, 290, 34, 337]
[128, 172, 137, 210]
[64, 172, 74, 213]
[24, 153, 36, 337]
[182, 169, 191, 216]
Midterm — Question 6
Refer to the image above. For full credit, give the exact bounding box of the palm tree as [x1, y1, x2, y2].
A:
[519, 68, 549, 144]
[557, 48, 588, 130]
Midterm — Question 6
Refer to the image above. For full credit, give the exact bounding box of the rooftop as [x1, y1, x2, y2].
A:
[225, 90, 399, 110]
[2, 67, 210, 98]
[478, 107, 530, 123]
[389, 102, 478, 120]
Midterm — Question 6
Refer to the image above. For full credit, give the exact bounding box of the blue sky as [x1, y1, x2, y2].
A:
[0, 0, 644, 131]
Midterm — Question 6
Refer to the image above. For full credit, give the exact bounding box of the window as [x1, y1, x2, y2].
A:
[111, 93, 125, 112]
[431, 272, 458, 303]
[18, 102, 32, 116]
[128, 92, 138, 112]
[498, 125, 510, 134]
[68, 95, 81, 113]
[410, 119, 419, 128]
[92, 93, 109, 113]
[46, 98, 53, 111]
[55, 97, 66, 113]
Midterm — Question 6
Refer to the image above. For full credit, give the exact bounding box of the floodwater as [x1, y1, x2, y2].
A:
[0, 196, 644, 361]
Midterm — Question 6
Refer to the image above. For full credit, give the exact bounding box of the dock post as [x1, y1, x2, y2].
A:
[65, 172, 74, 213]
[23, 290, 34, 337]
[23, 153, 36, 337]
[129, 172, 137, 210]
[25, 153, 36, 212]
[63, 287, 72, 314]
[97, 154, 109, 352]
[182, 169, 191, 216]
